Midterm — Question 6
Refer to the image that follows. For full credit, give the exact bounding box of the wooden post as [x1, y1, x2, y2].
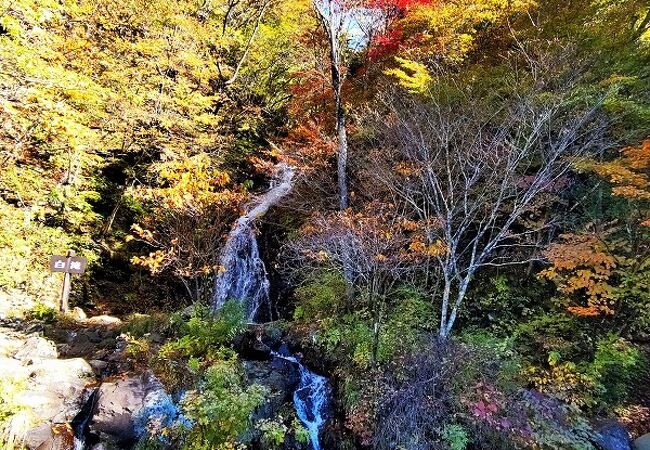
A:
[60, 250, 75, 313]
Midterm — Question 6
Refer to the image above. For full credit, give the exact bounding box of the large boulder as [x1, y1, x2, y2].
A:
[89, 372, 178, 447]
[1, 330, 94, 450]
[84, 315, 122, 328]
[594, 422, 633, 450]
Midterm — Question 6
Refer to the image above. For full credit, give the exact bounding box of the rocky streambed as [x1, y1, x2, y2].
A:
[0, 315, 181, 450]
[0, 315, 343, 450]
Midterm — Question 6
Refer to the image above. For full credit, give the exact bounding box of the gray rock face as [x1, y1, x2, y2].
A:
[594, 422, 633, 450]
[244, 358, 300, 420]
[635, 433, 650, 450]
[89, 372, 178, 446]
[84, 315, 122, 328]
[0, 327, 93, 450]
[14, 335, 58, 360]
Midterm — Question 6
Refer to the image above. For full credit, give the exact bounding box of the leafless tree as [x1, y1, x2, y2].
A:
[369, 69, 607, 339]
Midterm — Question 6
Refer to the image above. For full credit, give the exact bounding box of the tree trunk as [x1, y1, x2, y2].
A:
[325, 11, 348, 211]
[438, 278, 452, 339]
[336, 99, 349, 210]
[444, 277, 471, 337]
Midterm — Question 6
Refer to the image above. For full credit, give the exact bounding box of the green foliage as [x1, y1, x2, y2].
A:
[161, 302, 245, 360]
[512, 312, 591, 364]
[441, 424, 469, 450]
[616, 265, 650, 335]
[587, 335, 644, 407]
[180, 357, 268, 450]
[380, 288, 436, 359]
[293, 271, 348, 321]
[26, 302, 58, 323]
[295, 277, 436, 368]
[460, 330, 523, 391]
[0, 376, 26, 449]
[292, 417, 310, 445]
[133, 438, 166, 450]
[124, 313, 171, 338]
[257, 418, 288, 448]
[154, 301, 245, 390]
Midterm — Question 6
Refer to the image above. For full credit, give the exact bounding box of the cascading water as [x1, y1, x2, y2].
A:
[211, 164, 331, 446]
[272, 352, 331, 450]
[212, 163, 331, 448]
[212, 164, 295, 322]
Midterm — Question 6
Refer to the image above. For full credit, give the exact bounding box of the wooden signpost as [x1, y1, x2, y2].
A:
[50, 250, 87, 313]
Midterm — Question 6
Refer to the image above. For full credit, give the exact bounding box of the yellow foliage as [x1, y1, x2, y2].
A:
[398, 0, 536, 62]
[384, 57, 432, 94]
[526, 356, 596, 407]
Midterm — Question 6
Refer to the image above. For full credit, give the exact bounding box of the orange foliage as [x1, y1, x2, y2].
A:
[539, 232, 617, 316]
[589, 140, 650, 217]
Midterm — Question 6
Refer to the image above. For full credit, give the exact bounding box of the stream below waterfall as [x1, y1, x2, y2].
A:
[272, 349, 332, 450]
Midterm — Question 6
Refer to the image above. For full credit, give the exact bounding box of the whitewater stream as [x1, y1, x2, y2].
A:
[212, 163, 332, 449]
[272, 351, 331, 450]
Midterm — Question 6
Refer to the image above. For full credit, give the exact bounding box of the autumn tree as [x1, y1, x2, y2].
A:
[284, 202, 424, 363]
[127, 155, 245, 302]
[0, 0, 306, 306]
[541, 140, 650, 320]
[367, 61, 606, 338]
[312, 0, 364, 210]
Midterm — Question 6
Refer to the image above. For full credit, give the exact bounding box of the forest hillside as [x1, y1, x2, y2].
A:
[1, 0, 650, 449]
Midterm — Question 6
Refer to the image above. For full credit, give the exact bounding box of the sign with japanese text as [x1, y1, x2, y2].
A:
[50, 255, 87, 274]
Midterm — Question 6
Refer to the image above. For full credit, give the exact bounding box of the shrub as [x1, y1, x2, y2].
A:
[374, 338, 596, 450]
[26, 302, 58, 323]
[160, 301, 245, 360]
[257, 418, 288, 448]
[133, 438, 166, 450]
[307, 286, 436, 368]
[513, 312, 591, 364]
[380, 288, 435, 360]
[441, 424, 469, 450]
[291, 418, 310, 445]
[179, 357, 268, 450]
[293, 271, 348, 321]
[154, 301, 245, 390]
[125, 313, 171, 338]
[0, 377, 26, 450]
[587, 335, 644, 407]
[525, 352, 598, 408]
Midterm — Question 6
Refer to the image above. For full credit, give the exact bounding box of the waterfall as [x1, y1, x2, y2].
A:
[212, 164, 295, 322]
[272, 352, 331, 450]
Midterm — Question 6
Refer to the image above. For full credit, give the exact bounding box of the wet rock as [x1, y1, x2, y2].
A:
[0, 329, 26, 357]
[243, 358, 300, 420]
[21, 358, 93, 421]
[14, 335, 58, 360]
[89, 372, 178, 447]
[635, 433, 650, 450]
[237, 328, 273, 360]
[89, 359, 109, 373]
[25, 424, 74, 450]
[0, 328, 95, 450]
[89, 443, 119, 450]
[594, 422, 633, 450]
